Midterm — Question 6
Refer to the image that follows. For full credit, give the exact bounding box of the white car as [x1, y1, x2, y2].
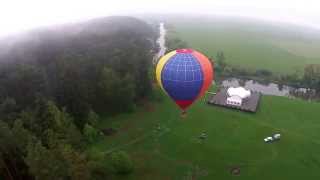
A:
[273, 134, 281, 140]
[264, 136, 273, 143]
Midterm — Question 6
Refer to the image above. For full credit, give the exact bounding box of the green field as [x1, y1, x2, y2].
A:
[165, 16, 320, 74]
[89, 89, 320, 179]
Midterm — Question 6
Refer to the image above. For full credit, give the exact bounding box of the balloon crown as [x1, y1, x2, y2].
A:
[176, 49, 193, 53]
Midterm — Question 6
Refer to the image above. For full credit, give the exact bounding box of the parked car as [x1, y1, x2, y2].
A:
[273, 133, 281, 140]
[264, 136, 273, 143]
[264, 133, 281, 143]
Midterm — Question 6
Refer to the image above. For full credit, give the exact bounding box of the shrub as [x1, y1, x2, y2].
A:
[110, 151, 133, 175]
[83, 124, 99, 143]
[255, 69, 272, 77]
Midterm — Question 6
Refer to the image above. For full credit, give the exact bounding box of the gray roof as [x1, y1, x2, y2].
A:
[207, 88, 261, 112]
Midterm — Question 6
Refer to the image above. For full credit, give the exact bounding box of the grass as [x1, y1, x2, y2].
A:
[165, 16, 320, 75]
[88, 89, 320, 179]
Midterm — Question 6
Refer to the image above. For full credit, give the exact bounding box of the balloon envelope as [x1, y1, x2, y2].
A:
[156, 49, 214, 110]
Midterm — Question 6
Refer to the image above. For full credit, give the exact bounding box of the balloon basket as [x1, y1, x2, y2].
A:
[180, 110, 187, 118]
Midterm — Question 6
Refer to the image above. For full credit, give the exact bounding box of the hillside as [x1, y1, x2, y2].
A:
[0, 16, 157, 180]
[163, 15, 320, 74]
[0, 16, 157, 63]
[90, 89, 320, 179]
[0, 16, 157, 117]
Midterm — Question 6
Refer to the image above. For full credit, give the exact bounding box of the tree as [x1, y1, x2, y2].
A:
[0, 64, 48, 109]
[87, 110, 99, 128]
[0, 97, 18, 123]
[117, 73, 136, 111]
[110, 151, 133, 175]
[303, 64, 320, 90]
[96, 67, 121, 112]
[0, 120, 16, 180]
[61, 145, 91, 180]
[166, 37, 188, 52]
[216, 51, 227, 72]
[83, 124, 99, 144]
[39, 100, 83, 147]
[54, 55, 91, 127]
[26, 141, 90, 180]
[97, 67, 136, 113]
[11, 119, 34, 154]
[25, 141, 68, 180]
[134, 57, 152, 98]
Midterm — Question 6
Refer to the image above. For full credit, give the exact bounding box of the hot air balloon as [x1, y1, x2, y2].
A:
[156, 49, 214, 114]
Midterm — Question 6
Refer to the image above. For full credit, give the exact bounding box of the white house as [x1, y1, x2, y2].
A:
[226, 87, 251, 106]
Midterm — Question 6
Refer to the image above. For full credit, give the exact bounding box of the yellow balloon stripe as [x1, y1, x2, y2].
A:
[156, 50, 176, 90]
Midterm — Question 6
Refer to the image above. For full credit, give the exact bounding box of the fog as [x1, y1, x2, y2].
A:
[1, 0, 320, 37]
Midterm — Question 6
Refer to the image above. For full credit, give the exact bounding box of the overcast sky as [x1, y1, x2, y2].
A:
[1, 0, 320, 37]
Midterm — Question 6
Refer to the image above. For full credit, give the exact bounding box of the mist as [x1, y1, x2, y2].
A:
[1, 0, 320, 37]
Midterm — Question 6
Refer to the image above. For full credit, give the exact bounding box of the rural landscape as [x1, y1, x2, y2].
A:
[1, 1, 320, 179]
[86, 15, 320, 179]
[165, 15, 320, 75]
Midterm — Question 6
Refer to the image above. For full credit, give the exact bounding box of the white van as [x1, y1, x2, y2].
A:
[273, 134, 281, 140]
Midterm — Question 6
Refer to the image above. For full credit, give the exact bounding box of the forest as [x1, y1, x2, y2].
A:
[0, 16, 157, 179]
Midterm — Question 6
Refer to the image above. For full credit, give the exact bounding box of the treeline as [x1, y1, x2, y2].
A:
[0, 16, 156, 179]
[164, 24, 189, 52]
[214, 51, 275, 80]
[214, 51, 320, 93]
[164, 27, 320, 94]
[301, 64, 320, 91]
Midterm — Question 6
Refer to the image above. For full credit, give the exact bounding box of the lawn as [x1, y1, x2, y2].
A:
[88, 89, 320, 179]
[165, 16, 320, 75]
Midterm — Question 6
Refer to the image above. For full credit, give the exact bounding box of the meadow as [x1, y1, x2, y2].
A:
[89, 89, 320, 179]
[165, 16, 320, 75]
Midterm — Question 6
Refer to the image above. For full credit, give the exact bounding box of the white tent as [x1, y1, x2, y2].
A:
[226, 87, 251, 106]
[227, 87, 251, 98]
